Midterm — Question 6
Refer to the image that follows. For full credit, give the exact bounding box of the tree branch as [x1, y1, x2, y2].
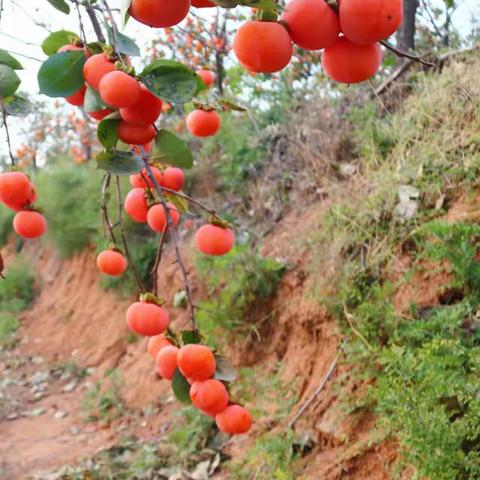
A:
[140, 149, 197, 332]
[100, 173, 117, 244]
[380, 40, 435, 68]
[84, 0, 106, 43]
[152, 229, 167, 296]
[1, 101, 15, 167]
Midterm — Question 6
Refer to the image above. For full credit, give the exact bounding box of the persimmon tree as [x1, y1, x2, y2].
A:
[0, 0, 429, 435]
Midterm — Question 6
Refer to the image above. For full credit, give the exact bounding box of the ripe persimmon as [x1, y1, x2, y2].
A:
[0, 172, 32, 211]
[155, 345, 179, 379]
[340, 0, 403, 45]
[197, 69, 215, 87]
[125, 188, 149, 223]
[130, 167, 163, 189]
[322, 37, 382, 84]
[66, 85, 86, 107]
[148, 334, 173, 358]
[191, 0, 216, 6]
[13, 211, 47, 239]
[96, 249, 128, 276]
[119, 84, 163, 126]
[161, 167, 185, 192]
[195, 224, 235, 256]
[126, 300, 170, 336]
[58, 44, 83, 53]
[99, 71, 141, 108]
[83, 54, 115, 90]
[282, 0, 340, 50]
[190, 379, 229, 415]
[233, 21, 292, 73]
[130, 0, 190, 28]
[147, 203, 180, 233]
[216, 405, 252, 435]
[186, 110, 221, 137]
[89, 109, 113, 121]
[118, 121, 156, 145]
[177, 344, 216, 381]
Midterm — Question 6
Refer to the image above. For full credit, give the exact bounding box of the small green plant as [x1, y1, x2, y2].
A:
[195, 245, 285, 345]
[0, 256, 34, 343]
[82, 369, 125, 423]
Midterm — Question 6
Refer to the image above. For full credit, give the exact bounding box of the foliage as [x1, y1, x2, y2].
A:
[0, 255, 34, 342]
[195, 244, 285, 345]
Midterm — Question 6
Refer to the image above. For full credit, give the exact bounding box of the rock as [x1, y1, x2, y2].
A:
[30, 371, 49, 385]
[62, 380, 78, 393]
[6, 412, 19, 421]
[23, 408, 45, 417]
[189, 460, 210, 480]
[54, 410, 68, 419]
[69, 426, 80, 435]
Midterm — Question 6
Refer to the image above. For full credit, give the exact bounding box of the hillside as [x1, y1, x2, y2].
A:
[1, 55, 480, 479]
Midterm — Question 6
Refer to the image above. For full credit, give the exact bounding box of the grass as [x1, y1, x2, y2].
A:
[195, 244, 285, 347]
[304, 58, 480, 477]
[0, 255, 34, 344]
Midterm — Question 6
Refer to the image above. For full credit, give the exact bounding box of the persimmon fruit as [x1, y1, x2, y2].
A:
[216, 405, 252, 435]
[119, 84, 162, 125]
[282, 0, 340, 50]
[96, 249, 128, 276]
[0, 172, 32, 211]
[233, 21, 292, 73]
[155, 345, 179, 379]
[322, 37, 382, 84]
[130, 167, 163, 189]
[195, 224, 235, 256]
[99, 71, 141, 108]
[191, 0, 216, 7]
[13, 211, 47, 239]
[161, 167, 185, 192]
[66, 85, 86, 107]
[340, 0, 404, 45]
[125, 188, 149, 223]
[148, 334, 173, 358]
[197, 69, 215, 87]
[177, 344, 216, 381]
[147, 203, 180, 233]
[83, 53, 115, 90]
[186, 110, 221, 137]
[190, 379, 229, 414]
[126, 300, 170, 336]
[129, 0, 190, 28]
[118, 121, 156, 145]
[89, 109, 113, 121]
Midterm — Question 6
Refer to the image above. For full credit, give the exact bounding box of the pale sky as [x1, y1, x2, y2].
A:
[1, 0, 479, 157]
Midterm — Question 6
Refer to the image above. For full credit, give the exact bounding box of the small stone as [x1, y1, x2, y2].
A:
[30, 371, 49, 385]
[6, 412, 19, 421]
[23, 408, 45, 417]
[62, 380, 78, 393]
[69, 426, 80, 435]
[54, 411, 68, 419]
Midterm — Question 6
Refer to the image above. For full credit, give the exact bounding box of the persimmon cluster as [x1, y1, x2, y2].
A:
[232, 0, 403, 83]
[0, 172, 46, 239]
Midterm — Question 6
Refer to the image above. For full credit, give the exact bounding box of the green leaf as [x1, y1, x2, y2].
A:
[152, 129, 194, 169]
[172, 369, 192, 404]
[121, 0, 132, 28]
[182, 330, 201, 345]
[106, 25, 140, 57]
[0, 49, 23, 70]
[45, 0, 70, 14]
[213, 355, 237, 383]
[3, 95, 33, 117]
[38, 51, 87, 98]
[97, 150, 143, 175]
[41, 30, 79, 56]
[83, 85, 106, 112]
[97, 119, 120, 150]
[0, 65, 20, 98]
[140, 60, 199, 104]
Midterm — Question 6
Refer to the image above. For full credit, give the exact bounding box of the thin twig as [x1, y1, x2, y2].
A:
[73, 0, 88, 47]
[160, 186, 222, 220]
[100, 173, 117, 244]
[1, 102, 15, 166]
[84, 0, 106, 43]
[284, 350, 340, 431]
[380, 40, 435, 68]
[152, 230, 167, 296]
[114, 176, 145, 292]
[343, 302, 374, 352]
[140, 148, 197, 332]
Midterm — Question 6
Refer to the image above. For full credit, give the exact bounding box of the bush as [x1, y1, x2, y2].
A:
[195, 245, 285, 345]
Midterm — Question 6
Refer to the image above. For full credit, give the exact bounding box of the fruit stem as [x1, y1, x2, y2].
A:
[1, 101, 16, 167]
[140, 148, 199, 333]
[151, 228, 167, 297]
[114, 175, 146, 293]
